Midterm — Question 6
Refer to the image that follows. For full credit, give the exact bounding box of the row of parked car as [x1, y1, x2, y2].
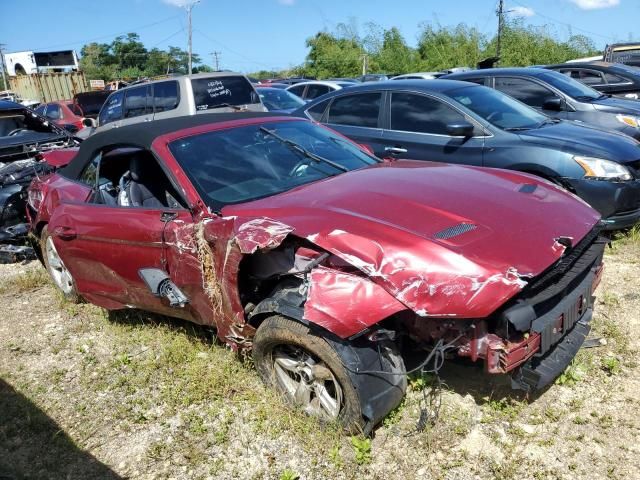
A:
[0, 61, 637, 432]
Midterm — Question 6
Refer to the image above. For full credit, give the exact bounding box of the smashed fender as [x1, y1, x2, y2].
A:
[234, 218, 294, 254]
[304, 266, 406, 338]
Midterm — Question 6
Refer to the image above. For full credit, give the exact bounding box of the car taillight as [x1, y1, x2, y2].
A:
[27, 188, 43, 210]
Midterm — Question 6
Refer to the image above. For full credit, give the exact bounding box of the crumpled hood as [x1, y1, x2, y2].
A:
[517, 121, 640, 163]
[591, 95, 640, 114]
[223, 161, 600, 318]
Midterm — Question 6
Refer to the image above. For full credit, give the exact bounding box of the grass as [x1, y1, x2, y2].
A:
[0, 267, 49, 294]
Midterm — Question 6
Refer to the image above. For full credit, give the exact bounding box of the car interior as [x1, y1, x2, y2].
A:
[85, 147, 184, 209]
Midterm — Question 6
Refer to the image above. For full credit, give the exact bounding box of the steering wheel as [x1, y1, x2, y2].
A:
[485, 111, 502, 122]
[288, 159, 311, 177]
[8, 128, 28, 136]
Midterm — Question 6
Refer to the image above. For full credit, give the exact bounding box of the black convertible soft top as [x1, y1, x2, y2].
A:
[62, 112, 288, 179]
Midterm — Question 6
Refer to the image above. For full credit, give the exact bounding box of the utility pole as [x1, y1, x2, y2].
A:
[360, 54, 368, 76]
[186, 1, 200, 75]
[0, 44, 7, 91]
[211, 51, 221, 71]
[496, 0, 505, 65]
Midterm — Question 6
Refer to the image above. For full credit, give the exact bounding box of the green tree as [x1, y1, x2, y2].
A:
[371, 27, 419, 74]
[416, 23, 487, 70]
[302, 25, 365, 78]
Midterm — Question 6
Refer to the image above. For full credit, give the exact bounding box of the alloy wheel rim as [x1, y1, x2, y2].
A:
[272, 345, 343, 421]
[45, 236, 74, 295]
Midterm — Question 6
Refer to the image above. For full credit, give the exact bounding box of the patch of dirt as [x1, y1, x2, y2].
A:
[0, 241, 638, 480]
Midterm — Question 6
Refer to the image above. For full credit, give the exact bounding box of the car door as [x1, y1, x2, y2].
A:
[379, 91, 485, 165]
[120, 85, 153, 127]
[47, 148, 195, 317]
[602, 71, 639, 99]
[323, 91, 385, 154]
[493, 76, 569, 120]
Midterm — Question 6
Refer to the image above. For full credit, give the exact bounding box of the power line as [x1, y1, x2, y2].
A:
[211, 51, 221, 70]
[511, 0, 615, 41]
[24, 15, 181, 52]
[194, 29, 273, 67]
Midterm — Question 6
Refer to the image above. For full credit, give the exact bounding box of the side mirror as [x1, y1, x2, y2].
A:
[446, 121, 475, 137]
[542, 97, 564, 111]
[82, 117, 97, 128]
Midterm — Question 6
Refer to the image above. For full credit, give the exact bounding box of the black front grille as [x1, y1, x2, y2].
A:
[497, 224, 606, 334]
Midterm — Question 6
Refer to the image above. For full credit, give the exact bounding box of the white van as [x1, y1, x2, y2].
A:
[86, 72, 266, 135]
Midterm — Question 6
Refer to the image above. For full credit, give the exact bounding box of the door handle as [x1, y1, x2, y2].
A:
[53, 226, 77, 241]
[384, 146, 408, 155]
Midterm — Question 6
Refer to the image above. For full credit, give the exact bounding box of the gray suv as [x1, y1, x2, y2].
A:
[84, 72, 266, 135]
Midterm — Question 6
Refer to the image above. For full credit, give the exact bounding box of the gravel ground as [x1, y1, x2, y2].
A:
[0, 237, 638, 480]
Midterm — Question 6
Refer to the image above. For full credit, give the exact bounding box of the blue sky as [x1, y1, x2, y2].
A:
[1, 0, 638, 72]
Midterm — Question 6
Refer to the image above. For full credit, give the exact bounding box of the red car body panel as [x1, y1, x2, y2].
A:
[29, 117, 601, 353]
[222, 160, 599, 336]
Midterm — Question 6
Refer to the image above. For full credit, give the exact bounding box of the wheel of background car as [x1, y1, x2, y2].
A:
[7, 128, 28, 136]
[40, 226, 81, 303]
[252, 315, 364, 432]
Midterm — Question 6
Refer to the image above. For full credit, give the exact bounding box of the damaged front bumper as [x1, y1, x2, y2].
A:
[456, 228, 606, 390]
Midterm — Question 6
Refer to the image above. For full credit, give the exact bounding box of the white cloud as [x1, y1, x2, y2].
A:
[509, 5, 535, 17]
[570, 0, 620, 10]
[278, 0, 296, 5]
[163, 0, 193, 7]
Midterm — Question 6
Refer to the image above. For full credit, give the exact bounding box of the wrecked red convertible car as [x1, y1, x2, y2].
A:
[27, 113, 606, 432]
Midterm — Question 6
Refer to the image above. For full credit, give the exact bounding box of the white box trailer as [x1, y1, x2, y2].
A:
[4, 50, 79, 76]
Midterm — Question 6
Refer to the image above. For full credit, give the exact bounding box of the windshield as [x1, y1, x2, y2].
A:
[257, 88, 305, 111]
[539, 71, 601, 100]
[168, 120, 378, 210]
[446, 85, 547, 130]
[74, 92, 110, 116]
[0, 108, 64, 143]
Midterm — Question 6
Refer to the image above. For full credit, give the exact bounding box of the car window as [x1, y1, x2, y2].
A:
[604, 72, 630, 84]
[124, 85, 151, 118]
[168, 120, 377, 211]
[494, 77, 558, 108]
[256, 88, 304, 111]
[191, 76, 260, 111]
[306, 99, 331, 121]
[34, 105, 46, 115]
[539, 71, 600, 100]
[327, 93, 382, 128]
[390, 93, 466, 135]
[67, 103, 83, 116]
[79, 152, 101, 186]
[99, 91, 124, 125]
[578, 70, 605, 86]
[447, 85, 546, 131]
[305, 84, 330, 99]
[45, 104, 62, 120]
[287, 84, 306, 97]
[153, 81, 179, 113]
[458, 77, 485, 85]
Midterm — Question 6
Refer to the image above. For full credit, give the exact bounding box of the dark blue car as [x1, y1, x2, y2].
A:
[292, 80, 640, 230]
[443, 68, 640, 141]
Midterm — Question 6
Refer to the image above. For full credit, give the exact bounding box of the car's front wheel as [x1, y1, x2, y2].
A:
[252, 315, 365, 432]
[41, 226, 80, 303]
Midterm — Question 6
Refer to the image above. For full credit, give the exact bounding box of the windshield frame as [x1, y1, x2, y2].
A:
[538, 71, 602, 101]
[166, 119, 379, 211]
[444, 84, 549, 132]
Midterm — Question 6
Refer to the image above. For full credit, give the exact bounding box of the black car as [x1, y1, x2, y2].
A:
[292, 80, 640, 230]
[0, 100, 76, 232]
[543, 62, 640, 100]
[442, 68, 640, 141]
